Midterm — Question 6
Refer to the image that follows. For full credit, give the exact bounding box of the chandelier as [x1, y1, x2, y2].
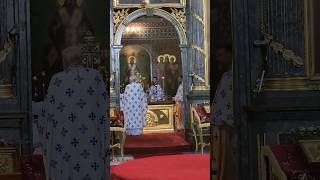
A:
[125, 26, 142, 34]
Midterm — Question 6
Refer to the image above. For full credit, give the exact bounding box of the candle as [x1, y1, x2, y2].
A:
[161, 76, 165, 97]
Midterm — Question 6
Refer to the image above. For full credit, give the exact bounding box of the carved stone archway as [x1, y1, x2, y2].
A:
[111, 8, 188, 110]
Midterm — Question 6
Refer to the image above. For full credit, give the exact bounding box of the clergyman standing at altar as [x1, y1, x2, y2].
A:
[173, 75, 184, 130]
[148, 77, 165, 102]
[122, 76, 148, 135]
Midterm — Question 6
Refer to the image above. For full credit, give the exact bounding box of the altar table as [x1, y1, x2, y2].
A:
[118, 98, 176, 131]
[145, 100, 175, 131]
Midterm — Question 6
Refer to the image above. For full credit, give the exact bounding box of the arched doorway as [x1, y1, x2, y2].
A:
[111, 8, 188, 128]
[110, 8, 191, 131]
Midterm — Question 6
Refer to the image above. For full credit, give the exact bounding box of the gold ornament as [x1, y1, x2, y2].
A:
[113, 9, 130, 33]
[170, 8, 186, 32]
[157, 54, 176, 63]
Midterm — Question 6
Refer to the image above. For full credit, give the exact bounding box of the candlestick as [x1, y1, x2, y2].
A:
[161, 76, 165, 98]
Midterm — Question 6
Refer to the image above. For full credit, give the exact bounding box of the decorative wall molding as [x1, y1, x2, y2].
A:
[261, 31, 304, 67]
[123, 27, 178, 40]
[264, 78, 320, 91]
[190, 72, 206, 84]
[191, 44, 205, 55]
[191, 11, 204, 26]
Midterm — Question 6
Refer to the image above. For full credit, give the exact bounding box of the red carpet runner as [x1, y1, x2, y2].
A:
[124, 131, 192, 158]
[111, 154, 210, 180]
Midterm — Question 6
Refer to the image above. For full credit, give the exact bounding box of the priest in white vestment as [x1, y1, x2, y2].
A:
[211, 45, 238, 180]
[38, 46, 108, 180]
[148, 77, 165, 102]
[122, 76, 148, 135]
[173, 75, 184, 130]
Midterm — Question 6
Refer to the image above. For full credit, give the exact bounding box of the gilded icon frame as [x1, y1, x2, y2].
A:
[0, 147, 19, 174]
[113, 0, 186, 9]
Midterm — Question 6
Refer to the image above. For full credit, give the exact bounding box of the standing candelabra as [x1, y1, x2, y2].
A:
[161, 76, 165, 98]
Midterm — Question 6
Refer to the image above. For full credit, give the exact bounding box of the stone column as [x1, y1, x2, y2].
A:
[180, 45, 191, 130]
[111, 45, 123, 108]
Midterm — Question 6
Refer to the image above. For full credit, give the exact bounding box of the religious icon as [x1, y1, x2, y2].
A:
[127, 56, 139, 80]
[52, 0, 86, 48]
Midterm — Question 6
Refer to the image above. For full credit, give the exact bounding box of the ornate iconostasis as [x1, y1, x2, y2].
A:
[119, 16, 182, 97]
[30, 0, 109, 101]
[111, 0, 210, 132]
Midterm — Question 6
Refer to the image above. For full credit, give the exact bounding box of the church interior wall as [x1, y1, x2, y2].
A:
[211, 0, 232, 93]
[0, 0, 32, 153]
[233, 0, 320, 179]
